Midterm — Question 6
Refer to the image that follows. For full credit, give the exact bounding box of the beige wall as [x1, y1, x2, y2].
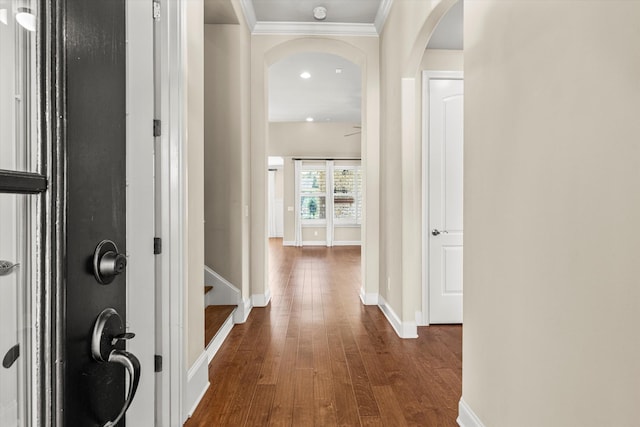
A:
[421, 49, 463, 72]
[251, 35, 380, 302]
[379, 0, 453, 322]
[204, 15, 251, 299]
[269, 122, 362, 158]
[185, 0, 205, 367]
[464, 1, 640, 425]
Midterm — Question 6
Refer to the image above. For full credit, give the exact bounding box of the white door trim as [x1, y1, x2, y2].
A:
[155, 0, 186, 425]
[268, 170, 277, 238]
[421, 70, 464, 326]
[125, 0, 156, 424]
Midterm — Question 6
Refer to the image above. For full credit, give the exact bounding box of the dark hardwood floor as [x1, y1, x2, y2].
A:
[185, 239, 462, 426]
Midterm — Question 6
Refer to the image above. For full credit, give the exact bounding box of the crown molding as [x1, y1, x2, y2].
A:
[374, 0, 393, 34]
[252, 21, 378, 37]
[239, 0, 257, 31]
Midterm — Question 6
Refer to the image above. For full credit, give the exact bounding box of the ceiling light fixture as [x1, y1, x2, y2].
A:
[306, 117, 314, 122]
[300, 71, 311, 79]
[16, 7, 36, 32]
[313, 6, 327, 21]
[335, 68, 343, 74]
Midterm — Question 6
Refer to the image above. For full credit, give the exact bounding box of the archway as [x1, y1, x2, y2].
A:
[250, 37, 380, 307]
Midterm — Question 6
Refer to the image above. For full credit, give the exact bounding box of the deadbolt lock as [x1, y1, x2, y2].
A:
[93, 240, 127, 285]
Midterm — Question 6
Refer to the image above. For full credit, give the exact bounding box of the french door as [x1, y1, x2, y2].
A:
[1, 0, 142, 425]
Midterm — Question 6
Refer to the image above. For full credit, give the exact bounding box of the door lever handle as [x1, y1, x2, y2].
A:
[432, 229, 449, 236]
[91, 308, 141, 427]
[102, 349, 140, 427]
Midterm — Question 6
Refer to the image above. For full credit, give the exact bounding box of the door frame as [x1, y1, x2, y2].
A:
[125, 0, 156, 424]
[421, 70, 464, 326]
[154, 0, 187, 425]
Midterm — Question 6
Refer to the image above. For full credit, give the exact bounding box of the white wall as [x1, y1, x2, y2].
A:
[463, 1, 640, 425]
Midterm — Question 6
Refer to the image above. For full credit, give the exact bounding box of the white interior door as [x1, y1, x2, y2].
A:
[268, 170, 278, 237]
[428, 77, 464, 324]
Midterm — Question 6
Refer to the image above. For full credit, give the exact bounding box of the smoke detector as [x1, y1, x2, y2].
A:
[313, 6, 327, 21]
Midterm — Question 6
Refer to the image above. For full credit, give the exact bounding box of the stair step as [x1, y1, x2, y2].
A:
[205, 305, 236, 346]
[204, 285, 213, 294]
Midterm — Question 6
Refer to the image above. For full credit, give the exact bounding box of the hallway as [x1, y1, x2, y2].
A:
[185, 240, 461, 426]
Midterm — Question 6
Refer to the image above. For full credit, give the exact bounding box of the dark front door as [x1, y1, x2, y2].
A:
[2, 0, 139, 424]
[61, 0, 137, 425]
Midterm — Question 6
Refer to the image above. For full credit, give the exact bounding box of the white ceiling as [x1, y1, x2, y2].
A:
[252, 0, 382, 23]
[269, 52, 361, 123]
[427, 0, 463, 50]
[253, 0, 463, 122]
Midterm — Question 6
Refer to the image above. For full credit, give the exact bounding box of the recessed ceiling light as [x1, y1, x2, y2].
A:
[306, 117, 314, 122]
[335, 68, 343, 74]
[313, 6, 327, 21]
[300, 71, 311, 79]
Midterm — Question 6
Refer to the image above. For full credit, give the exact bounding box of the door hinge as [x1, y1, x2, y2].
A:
[154, 355, 163, 372]
[153, 119, 161, 137]
[153, 0, 161, 21]
[154, 237, 162, 255]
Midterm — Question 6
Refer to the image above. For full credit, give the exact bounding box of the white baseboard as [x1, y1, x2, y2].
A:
[378, 295, 418, 339]
[251, 288, 272, 307]
[233, 297, 252, 324]
[204, 266, 241, 306]
[302, 240, 327, 246]
[457, 398, 486, 427]
[184, 351, 210, 420]
[206, 308, 236, 363]
[359, 288, 379, 305]
[282, 241, 361, 247]
[333, 240, 362, 246]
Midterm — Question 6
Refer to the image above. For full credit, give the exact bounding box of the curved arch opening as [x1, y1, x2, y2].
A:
[261, 38, 373, 302]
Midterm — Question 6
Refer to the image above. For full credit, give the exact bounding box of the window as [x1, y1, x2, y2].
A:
[333, 167, 362, 225]
[294, 160, 362, 246]
[300, 168, 326, 221]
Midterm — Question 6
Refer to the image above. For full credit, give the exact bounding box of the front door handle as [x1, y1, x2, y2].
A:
[91, 308, 140, 427]
[432, 229, 449, 236]
[102, 349, 140, 427]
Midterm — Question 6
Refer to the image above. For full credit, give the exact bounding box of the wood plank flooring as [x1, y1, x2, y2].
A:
[185, 239, 462, 426]
[205, 305, 237, 346]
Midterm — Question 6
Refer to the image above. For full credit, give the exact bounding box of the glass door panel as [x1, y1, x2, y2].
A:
[0, 0, 39, 173]
[0, 193, 34, 427]
[0, 1, 41, 426]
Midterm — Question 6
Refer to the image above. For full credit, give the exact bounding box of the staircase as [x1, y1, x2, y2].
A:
[203, 284, 237, 362]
